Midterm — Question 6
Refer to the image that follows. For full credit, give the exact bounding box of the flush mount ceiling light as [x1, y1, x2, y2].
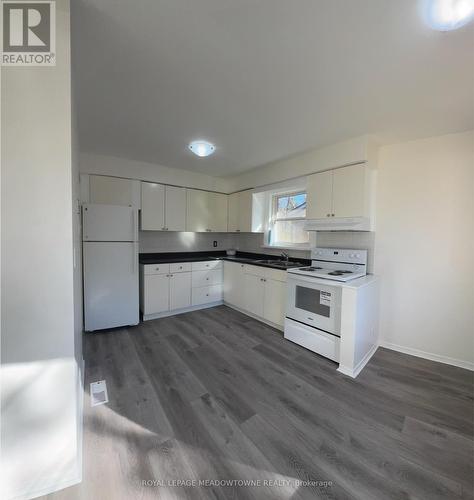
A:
[188, 140, 216, 157]
[421, 0, 474, 31]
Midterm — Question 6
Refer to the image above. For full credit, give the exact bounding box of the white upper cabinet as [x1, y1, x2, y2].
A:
[141, 183, 165, 230]
[186, 189, 228, 232]
[306, 163, 372, 220]
[209, 192, 228, 232]
[228, 193, 239, 232]
[141, 183, 186, 231]
[228, 190, 253, 232]
[186, 189, 211, 232]
[332, 163, 367, 218]
[88, 175, 140, 208]
[306, 170, 333, 219]
[165, 185, 186, 231]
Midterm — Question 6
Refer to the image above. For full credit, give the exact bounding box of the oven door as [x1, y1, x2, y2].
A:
[286, 275, 341, 336]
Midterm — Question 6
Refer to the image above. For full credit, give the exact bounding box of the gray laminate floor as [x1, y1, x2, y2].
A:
[44, 305, 473, 500]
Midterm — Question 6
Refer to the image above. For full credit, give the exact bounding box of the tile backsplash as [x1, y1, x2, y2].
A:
[139, 230, 375, 272]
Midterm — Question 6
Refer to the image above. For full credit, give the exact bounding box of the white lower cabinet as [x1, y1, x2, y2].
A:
[263, 278, 286, 326]
[169, 272, 191, 310]
[142, 258, 286, 326]
[141, 260, 223, 319]
[223, 261, 246, 309]
[143, 274, 170, 315]
[244, 273, 265, 317]
[224, 261, 287, 329]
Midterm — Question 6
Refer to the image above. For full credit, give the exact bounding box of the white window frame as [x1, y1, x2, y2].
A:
[264, 189, 310, 250]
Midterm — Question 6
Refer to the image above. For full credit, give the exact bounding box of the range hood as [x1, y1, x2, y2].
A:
[304, 217, 371, 232]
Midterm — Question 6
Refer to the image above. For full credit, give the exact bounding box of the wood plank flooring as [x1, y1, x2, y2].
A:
[44, 305, 473, 500]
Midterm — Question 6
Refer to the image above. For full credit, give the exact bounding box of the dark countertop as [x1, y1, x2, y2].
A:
[139, 250, 310, 270]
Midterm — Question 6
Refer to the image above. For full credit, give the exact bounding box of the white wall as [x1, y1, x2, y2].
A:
[375, 131, 474, 369]
[1, 1, 82, 498]
[225, 135, 374, 192]
[80, 152, 231, 193]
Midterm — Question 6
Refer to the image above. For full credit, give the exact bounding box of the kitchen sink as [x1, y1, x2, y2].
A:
[255, 259, 304, 268]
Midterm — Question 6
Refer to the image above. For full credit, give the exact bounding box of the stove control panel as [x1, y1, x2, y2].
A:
[311, 248, 367, 266]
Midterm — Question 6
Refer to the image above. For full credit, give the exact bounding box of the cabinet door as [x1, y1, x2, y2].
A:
[144, 274, 169, 315]
[234, 263, 247, 309]
[141, 182, 165, 230]
[228, 193, 239, 232]
[306, 170, 333, 219]
[238, 190, 253, 232]
[224, 261, 244, 307]
[186, 189, 211, 232]
[89, 175, 140, 208]
[243, 274, 265, 317]
[169, 272, 191, 310]
[165, 185, 186, 231]
[263, 278, 286, 327]
[209, 192, 228, 232]
[332, 164, 367, 218]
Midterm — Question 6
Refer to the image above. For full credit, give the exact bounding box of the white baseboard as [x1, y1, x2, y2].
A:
[337, 343, 379, 378]
[380, 341, 474, 371]
[142, 301, 223, 321]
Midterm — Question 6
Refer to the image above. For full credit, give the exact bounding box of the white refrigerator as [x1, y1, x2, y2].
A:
[83, 204, 139, 331]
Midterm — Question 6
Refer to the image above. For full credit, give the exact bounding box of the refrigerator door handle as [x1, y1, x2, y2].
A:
[131, 209, 135, 241]
[133, 243, 137, 274]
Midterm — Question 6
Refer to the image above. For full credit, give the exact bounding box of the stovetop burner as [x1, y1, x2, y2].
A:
[299, 266, 322, 271]
[328, 270, 353, 276]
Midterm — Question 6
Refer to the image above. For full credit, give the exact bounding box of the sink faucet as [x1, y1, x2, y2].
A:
[280, 251, 290, 262]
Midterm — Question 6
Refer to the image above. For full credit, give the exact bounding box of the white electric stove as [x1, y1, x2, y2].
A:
[285, 248, 368, 362]
[288, 247, 367, 282]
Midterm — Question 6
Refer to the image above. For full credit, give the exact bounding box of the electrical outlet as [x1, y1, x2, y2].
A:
[213, 240, 217, 247]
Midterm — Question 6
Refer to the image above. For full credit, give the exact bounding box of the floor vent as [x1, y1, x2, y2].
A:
[90, 380, 109, 406]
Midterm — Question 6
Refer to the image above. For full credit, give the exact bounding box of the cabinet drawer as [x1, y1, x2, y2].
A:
[192, 269, 223, 288]
[284, 318, 340, 362]
[170, 262, 192, 273]
[192, 285, 223, 306]
[144, 264, 170, 275]
[191, 260, 222, 271]
[244, 264, 266, 278]
[265, 267, 287, 283]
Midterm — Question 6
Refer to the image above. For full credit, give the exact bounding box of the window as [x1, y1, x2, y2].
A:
[268, 191, 309, 247]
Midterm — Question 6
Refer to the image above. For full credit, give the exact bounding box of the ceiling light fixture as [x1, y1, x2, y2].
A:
[188, 140, 216, 157]
[421, 0, 474, 31]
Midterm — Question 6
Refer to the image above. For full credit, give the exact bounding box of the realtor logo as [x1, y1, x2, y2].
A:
[2, 1, 55, 65]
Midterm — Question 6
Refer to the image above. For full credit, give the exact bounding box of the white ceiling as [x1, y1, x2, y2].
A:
[72, 0, 474, 177]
